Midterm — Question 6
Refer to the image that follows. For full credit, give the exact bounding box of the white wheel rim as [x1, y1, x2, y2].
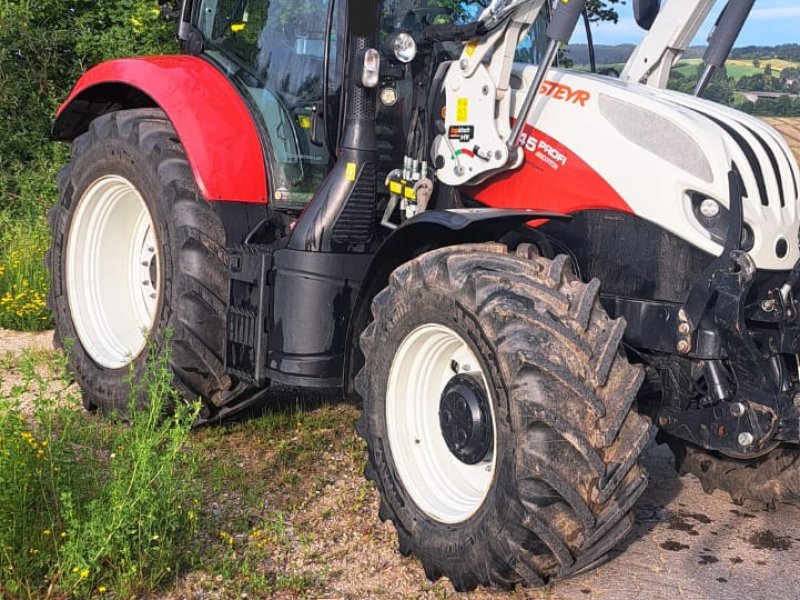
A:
[66, 175, 161, 370]
[386, 323, 497, 524]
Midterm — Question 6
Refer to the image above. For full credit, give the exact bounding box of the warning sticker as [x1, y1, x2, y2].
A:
[465, 40, 478, 57]
[456, 98, 469, 123]
[448, 125, 475, 143]
[345, 162, 358, 182]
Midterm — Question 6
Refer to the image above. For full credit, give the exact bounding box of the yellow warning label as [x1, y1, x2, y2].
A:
[231, 23, 246, 32]
[345, 162, 358, 182]
[389, 181, 403, 195]
[465, 40, 478, 57]
[297, 115, 312, 129]
[456, 98, 469, 123]
[404, 187, 416, 201]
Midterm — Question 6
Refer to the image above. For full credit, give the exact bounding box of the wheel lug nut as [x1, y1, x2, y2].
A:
[730, 402, 746, 418]
[738, 432, 755, 447]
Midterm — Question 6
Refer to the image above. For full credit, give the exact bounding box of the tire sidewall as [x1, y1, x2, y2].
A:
[51, 128, 175, 412]
[363, 285, 519, 561]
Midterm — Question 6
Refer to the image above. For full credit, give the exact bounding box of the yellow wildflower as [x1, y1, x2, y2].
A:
[80, 569, 89, 579]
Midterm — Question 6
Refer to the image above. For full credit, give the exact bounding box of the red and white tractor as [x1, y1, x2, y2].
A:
[49, 0, 800, 590]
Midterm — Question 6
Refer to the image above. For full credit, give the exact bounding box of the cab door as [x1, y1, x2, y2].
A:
[195, 0, 344, 209]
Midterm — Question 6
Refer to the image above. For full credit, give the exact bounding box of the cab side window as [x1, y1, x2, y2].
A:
[198, 0, 338, 208]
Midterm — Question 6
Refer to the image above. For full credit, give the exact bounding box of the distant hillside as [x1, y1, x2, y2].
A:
[566, 43, 800, 68]
[565, 44, 702, 67]
[564, 44, 636, 66]
[564, 43, 800, 116]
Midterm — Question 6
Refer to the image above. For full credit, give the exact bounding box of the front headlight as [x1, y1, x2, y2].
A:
[385, 31, 417, 64]
[687, 192, 754, 251]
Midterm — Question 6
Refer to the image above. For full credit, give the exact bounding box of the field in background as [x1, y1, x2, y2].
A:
[673, 58, 800, 80]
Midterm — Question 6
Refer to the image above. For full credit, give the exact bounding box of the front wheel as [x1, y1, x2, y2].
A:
[356, 244, 653, 590]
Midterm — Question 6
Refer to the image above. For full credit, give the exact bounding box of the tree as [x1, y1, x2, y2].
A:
[431, 0, 623, 24]
[0, 1, 176, 215]
[702, 65, 736, 105]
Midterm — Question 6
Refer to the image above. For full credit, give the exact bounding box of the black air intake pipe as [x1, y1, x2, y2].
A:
[289, 0, 380, 253]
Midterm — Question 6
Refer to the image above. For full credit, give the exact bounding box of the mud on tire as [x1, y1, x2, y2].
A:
[47, 108, 232, 416]
[355, 243, 654, 590]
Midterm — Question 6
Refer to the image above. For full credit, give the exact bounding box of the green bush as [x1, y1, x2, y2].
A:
[0, 342, 201, 599]
[0, 0, 177, 332]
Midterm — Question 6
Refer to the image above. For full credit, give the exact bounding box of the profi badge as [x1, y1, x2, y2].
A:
[448, 125, 475, 143]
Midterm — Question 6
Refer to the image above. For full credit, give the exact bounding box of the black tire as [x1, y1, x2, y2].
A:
[668, 440, 800, 507]
[355, 243, 653, 590]
[47, 108, 233, 416]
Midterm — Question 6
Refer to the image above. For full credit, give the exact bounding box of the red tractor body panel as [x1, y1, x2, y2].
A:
[469, 126, 633, 216]
[57, 56, 268, 203]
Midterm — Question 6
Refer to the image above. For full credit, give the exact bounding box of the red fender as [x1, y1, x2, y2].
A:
[55, 55, 268, 204]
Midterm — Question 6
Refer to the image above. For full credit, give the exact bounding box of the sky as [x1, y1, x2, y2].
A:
[570, 0, 800, 47]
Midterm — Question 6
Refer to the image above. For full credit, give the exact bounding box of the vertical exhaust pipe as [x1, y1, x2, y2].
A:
[289, 0, 380, 252]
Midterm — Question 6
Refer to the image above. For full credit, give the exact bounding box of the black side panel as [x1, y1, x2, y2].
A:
[268, 249, 372, 387]
[539, 211, 715, 304]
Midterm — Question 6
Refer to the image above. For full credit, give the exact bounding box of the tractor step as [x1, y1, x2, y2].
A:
[225, 245, 272, 386]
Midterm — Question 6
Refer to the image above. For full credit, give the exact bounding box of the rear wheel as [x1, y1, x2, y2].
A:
[356, 243, 653, 590]
[47, 108, 235, 416]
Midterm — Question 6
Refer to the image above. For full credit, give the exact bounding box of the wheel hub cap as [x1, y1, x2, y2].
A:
[385, 323, 497, 524]
[66, 175, 161, 370]
[439, 374, 494, 465]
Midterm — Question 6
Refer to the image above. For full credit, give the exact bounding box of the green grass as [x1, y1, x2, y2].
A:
[0, 341, 201, 599]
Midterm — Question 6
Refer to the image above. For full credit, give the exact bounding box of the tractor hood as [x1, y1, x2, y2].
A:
[476, 66, 800, 271]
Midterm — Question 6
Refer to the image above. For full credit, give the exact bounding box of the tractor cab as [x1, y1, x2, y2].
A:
[193, 0, 343, 209]
[187, 0, 553, 214]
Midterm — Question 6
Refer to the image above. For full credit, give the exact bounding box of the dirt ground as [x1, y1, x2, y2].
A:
[0, 329, 58, 407]
[764, 118, 800, 162]
[0, 328, 52, 356]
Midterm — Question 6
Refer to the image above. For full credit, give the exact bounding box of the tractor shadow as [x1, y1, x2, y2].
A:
[213, 386, 356, 427]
